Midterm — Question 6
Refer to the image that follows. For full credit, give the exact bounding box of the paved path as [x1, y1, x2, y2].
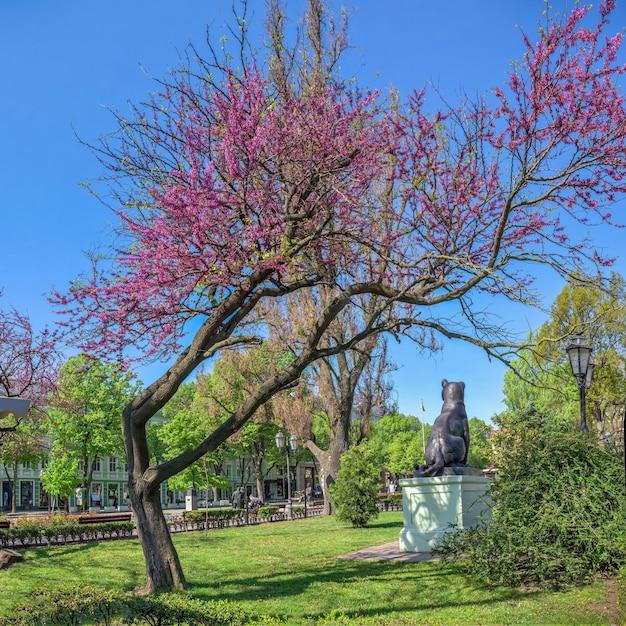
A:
[339, 541, 438, 562]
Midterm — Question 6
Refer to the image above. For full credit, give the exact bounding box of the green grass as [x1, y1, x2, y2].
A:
[0, 512, 616, 625]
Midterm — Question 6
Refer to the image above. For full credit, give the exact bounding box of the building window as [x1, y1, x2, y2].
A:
[109, 457, 117, 472]
[91, 483, 102, 508]
[20, 480, 34, 508]
[94, 459, 101, 472]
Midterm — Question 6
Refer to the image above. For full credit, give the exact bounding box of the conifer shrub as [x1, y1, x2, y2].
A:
[329, 442, 380, 528]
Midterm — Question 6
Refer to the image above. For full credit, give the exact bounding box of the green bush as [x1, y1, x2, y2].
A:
[184, 509, 244, 524]
[0, 584, 281, 625]
[386, 493, 402, 507]
[435, 423, 626, 588]
[255, 506, 279, 519]
[0, 520, 135, 548]
[0, 583, 125, 625]
[123, 593, 256, 625]
[329, 442, 380, 528]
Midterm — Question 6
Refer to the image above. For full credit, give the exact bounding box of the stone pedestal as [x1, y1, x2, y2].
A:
[399, 474, 491, 553]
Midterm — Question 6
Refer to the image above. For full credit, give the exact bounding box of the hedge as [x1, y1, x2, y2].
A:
[0, 521, 135, 548]
[0, 583, 282, 625]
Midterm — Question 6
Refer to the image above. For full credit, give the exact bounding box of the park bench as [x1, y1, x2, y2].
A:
[78, 513, 132, 524]
[0, 520, 9, 529]
[292, 491, 306, 505]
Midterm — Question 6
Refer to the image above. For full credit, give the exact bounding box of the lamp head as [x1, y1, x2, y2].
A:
[566, 333, 592, 380]
[275, 430, 285, 450]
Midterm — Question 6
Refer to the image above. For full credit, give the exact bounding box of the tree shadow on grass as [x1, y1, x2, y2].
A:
[8, 542, 146, 597]
[358, 520, 404, 529]
[188, 557, 541, 623]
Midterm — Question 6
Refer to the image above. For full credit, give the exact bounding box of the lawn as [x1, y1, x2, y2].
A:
[0, 512, 617, 625]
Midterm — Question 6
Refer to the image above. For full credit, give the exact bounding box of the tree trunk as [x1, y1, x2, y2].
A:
[306, 424, 349, 515]
[10, 464, 17, 514]
[129, 478, 188, 593]
[253, 453, 265, 501]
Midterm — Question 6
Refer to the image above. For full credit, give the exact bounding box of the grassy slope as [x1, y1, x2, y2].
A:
[0, 512, 614, 625]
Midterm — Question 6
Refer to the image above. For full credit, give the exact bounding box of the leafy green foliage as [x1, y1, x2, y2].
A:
[43, 355, 139, 501]
[0, 517, 135, 548]
[0, 583, 269, 625]
[40, 455, 80, 502]
[183, 509, 244, 524]
[329, 442, 380, 528]
[257, 505, 281, 519]
[436, 407, 626, 588]
[502, 273, 626, 437]
[369, 413, 428, 475]
[159, 382, 221, 493]
[466, 417, 493, 469]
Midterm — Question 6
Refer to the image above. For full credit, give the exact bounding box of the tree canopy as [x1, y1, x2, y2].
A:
[501, 272, 626, 437]
[43, 354, 139, 508]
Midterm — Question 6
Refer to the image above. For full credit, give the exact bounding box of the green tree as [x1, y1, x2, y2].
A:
[539, 273, 626, 436]
[206, 347, 282, 500]
[40, 456, 80, 511]
[45, 355, 139, 510]
[369, 413, 428, 477]
[466, 417, 493, 469]
[159, 381, 231, 502]
[0, 423, 44, 512]
[329, 442, 380, 528]
[502, 273, 626, 437]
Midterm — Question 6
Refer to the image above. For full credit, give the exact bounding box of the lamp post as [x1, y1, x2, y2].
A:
[566, 334, 594, 434]
[275, 430, 298, 520]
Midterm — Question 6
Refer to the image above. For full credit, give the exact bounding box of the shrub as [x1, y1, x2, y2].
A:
[0, 584, 281, 625]
[257, 506, 281, 519]
[329, 442, 380, 528]
[184, 509, 244, 525]
[123, 593, 255, 625]
[387, 493, 402, 507]
[435, 422, 626, 588]
[0, 519, 134, 548]
[0, 583, 125, 625]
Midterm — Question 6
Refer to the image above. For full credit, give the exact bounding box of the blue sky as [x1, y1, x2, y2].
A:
[2, 1, 625, 424]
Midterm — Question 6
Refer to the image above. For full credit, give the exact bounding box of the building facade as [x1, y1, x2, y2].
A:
[0, 455, 317, 512]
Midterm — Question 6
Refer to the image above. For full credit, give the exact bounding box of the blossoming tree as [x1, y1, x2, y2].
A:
[54, 0, 626, 592]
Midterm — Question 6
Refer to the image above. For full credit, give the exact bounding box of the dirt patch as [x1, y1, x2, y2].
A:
[586, 576, 621, 625]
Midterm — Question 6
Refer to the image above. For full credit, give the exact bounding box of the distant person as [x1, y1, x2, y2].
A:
[232, 487, 245, 509]
[248, 493, 261, 513]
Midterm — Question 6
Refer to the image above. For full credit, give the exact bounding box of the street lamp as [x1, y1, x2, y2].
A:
[275, 431, 298, 520]
[566, 334, 594, 434]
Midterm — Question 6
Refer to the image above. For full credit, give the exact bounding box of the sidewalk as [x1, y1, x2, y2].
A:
[339, 541, 438, 563]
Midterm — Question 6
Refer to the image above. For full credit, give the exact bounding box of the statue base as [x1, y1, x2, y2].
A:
[398, 474, 491, 553]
